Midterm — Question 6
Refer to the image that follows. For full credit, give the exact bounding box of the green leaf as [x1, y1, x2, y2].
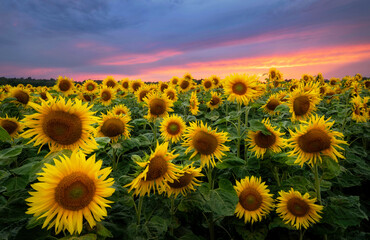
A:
[10, 162, 37, 176]
[0, 145, 23, 160]
[323, 195, 368, 229]
[0, 170, 10, 181]
[96, 222, 113, 238]
[215, 154, 245, 169]
[26, 216, 45, 230]
[0, 126, 11, 141]
[4, 175, 28, 192]
[249, 120, 270, 135]
[146, 215, 168, 236]
[95, 137, 111, 148]
[274, 103, 289, 112]
[321, 158, 341, 179]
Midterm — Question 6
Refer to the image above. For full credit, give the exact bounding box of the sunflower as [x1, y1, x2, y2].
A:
[26, 150, 115, 235]
[224, 74, 259, 105]
[21, 94, 98, 153]
[234, 176, 274, 224]
[318, 84, 327, 96]
[55, 76, 74, 95]
[183, 72, 193, 81]
[351, 96, 368, 122]
[9, 87, 31, 105]
[202, 78, 213, 91]
[165, 164, 203, 198]
[301, 74, 312, 83]
[144, 92, 174, 121]
[287, 88, 321, 122]
[158, 81, 169, 92]
[164, 87, 178, 102]
[102, 76, 117, 89]
[82, 80, 99, 94]
[0, 115, 23, 138]
[316, 73, 324, 83]
[119, 78, 130, 91]
[329, 77, 339, 86]
[364, 79, 370, 89]
[160, 114, 186, 143]
[269, 68, 278, 81]
[207, 92, 223, 110]
[97, 111, 131, 142]
[287, 115, 347, 166]
[135, 84, 152, 103]
[124, 141, 180, 196]
[179, 78, 193, 92]
[350, 81, 362, 97]
[276, 188, 323, 230]
[170, 76, 180, 86]
[189, 91, 199, 115]
[246, 119, 285, 159]
[355, 73, 362, 81]
[111, 104, 132, 121]
[182, 121, 230, 168]
[130, 79, 143, 93]
[262, 93, 281, 115]
[210, 75, 221, 88]
[99, 87, 115, 106]
[79, 92, 96, 102]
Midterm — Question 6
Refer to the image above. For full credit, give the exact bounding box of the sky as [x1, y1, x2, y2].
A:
[0, 0, 370, 82]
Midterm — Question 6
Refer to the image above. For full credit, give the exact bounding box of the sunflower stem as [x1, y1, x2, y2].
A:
[170, 196, 175, 236]
[313, 164, 322, 204]
[205, 167, 215, 240]
[237, 103, 242, 158]
[111, 145, 117, 171]
[153, 119, 157, 147]
[136, 196, 144, 225]
[225, 101, 229, 127]
[244, 106, 250, 162]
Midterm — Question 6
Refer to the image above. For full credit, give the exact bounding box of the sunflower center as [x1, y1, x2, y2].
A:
[365, 81, 370, 89]
[1, 120, 18, 135]
[83, 94, 92, 101]
[204, 81, 212, 89]
[298, 129, 331, 153]
[254, 130, 276, 148]
[266, 99, 280, 111]
[40, 92, 48, 100]
[213, 78, 219, 85]
[166, 91, 175, 100]
[55, 172, 96, 211]
[122, 82, 128, 88]
[293, 96, 310, 116]
[116, 110, 126, 115]
[149, 99, 166, 116]
[193, 131, 218, 155]
[319, 87, 325, 94]
[168, 173, 193, 188]
[102, 91, 111, 101]
[210, 97, 220, 106]
[14, 90, 29, 104]
[43, 111, 83, 145]
[132, 83, 141, 92]
[101, 118, 125, 137]
[160, 84, 168, 92]
[180, 80, 190, 89]
[167, 122, 180, 135]
[59, 80, 71, 91]
[146, 156, 168, 181]
[139, 90, 150, 102]
[270, 71, 276, 79]
[290, 85, 297, 92]
[232, 82, 247, 95]
[87, 84, 94, 91]
[239, 188, 263, 211]
[287, 197, 309, 217]
[106, 80, 116, 88]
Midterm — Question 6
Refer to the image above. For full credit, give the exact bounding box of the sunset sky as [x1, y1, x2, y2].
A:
[1, 0, 370, 82]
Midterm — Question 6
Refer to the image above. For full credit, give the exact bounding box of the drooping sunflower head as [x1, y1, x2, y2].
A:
[21, 95, 99, 153]
[276, 188, 323, 230]
[160, 114, 186, 143]
[262, 93, 281, 115]
[82, 80, 99, 94]
[316, 73, 324, 83]
[207, 91, 223, 110]
[144, 92, 174, 121]
[135, 84, 152, 103]
[26, 150, 115, 235]
[287, 88, 321, 122]
[287, 115, 347, 166]
[99, 87, 115, 106]
[55, 76, 74, 95]
[351, 96, 368, 123]
[9, 87, 31, 105]
[224, 74, 259, 105]
[350, 81, 362, 97]
[125, 141, 180, 196]
[97, 111, 131, 142]
[202, 78, 213, 91]
[210, 75, 221, 88]
[189, 91, 200, 115]
[111, 104, 132, 121]
[246, 118, 285, 159]
[170, 76, 180, 85]
[182, 121, 230, 168]
[0, 116, 23, 138]
[164, 87, 178, 102]
[165, 164, 203, 198]
[130, 79, 144, 93]
[119, 78, 130, 91]
[234, 176, 274, 224]
[102, 76, 118, 89]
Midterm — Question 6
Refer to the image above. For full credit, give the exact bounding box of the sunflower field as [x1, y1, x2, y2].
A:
[0, 71, 369, 240]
